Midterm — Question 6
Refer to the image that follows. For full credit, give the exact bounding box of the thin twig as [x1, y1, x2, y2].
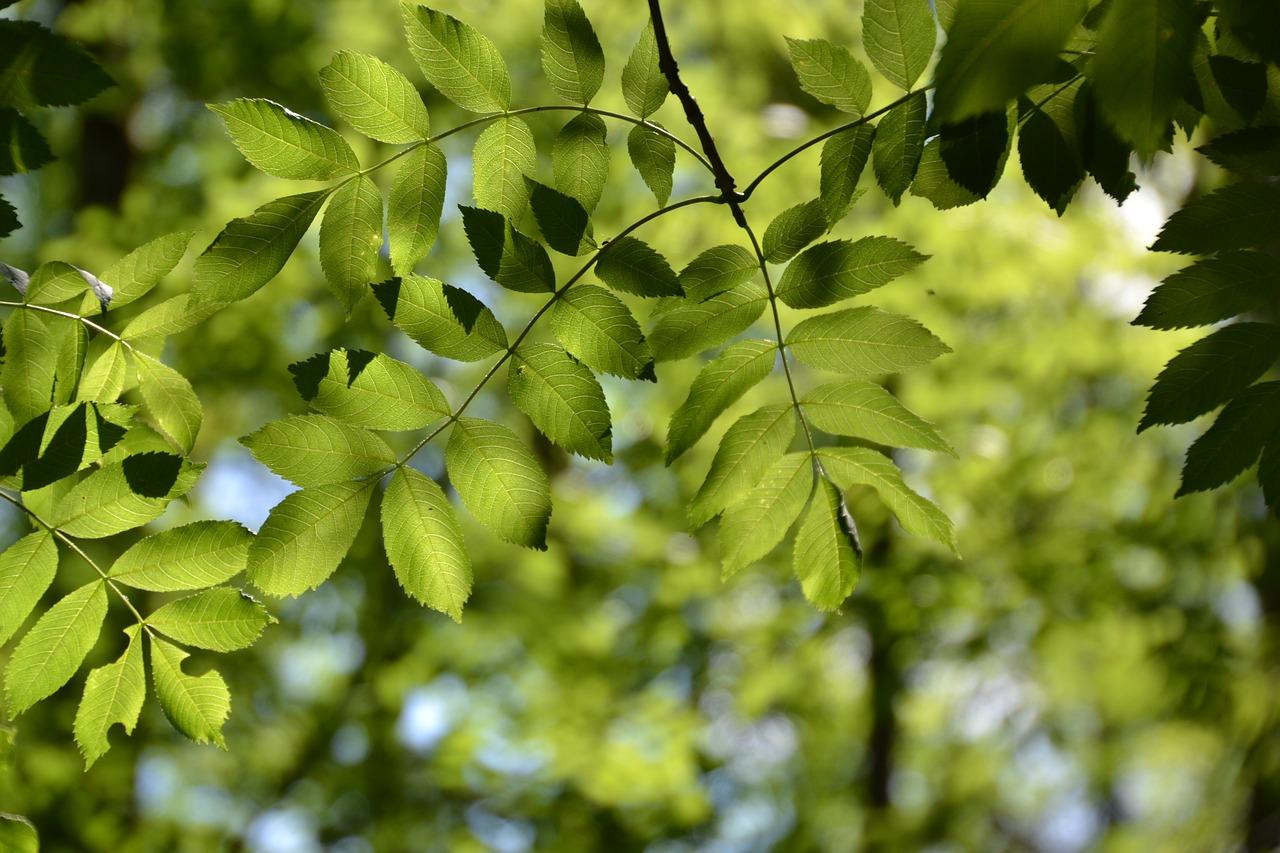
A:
[647, 0, 747, 224]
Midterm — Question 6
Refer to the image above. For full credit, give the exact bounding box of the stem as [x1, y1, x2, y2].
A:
[647, 0, 747, 224]
[0, 300, 130, 348]
[740, 218, 818, 460]
[360, 103, 715, 178]
[646, 0, 821, 472]
[742, 87, 932, 200]
[394, 193, 722, 468]
[0, 489, 147, 624]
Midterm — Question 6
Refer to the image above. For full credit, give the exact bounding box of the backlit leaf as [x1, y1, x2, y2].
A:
[446, 417, 551, 549]
[248, 480, 375, 597]
[381, 466, 472, 620]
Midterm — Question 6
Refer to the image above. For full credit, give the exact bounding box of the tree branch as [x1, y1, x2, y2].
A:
[646, 0, 748, 226]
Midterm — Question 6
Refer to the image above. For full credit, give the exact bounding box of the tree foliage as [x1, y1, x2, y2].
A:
[0, 2, 1277, 843]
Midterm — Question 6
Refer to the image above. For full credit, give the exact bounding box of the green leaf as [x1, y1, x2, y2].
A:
[242, 414, 395, 487]
[319, 50, 430, 144]
[209, 98, 358, 180]
[0, 192, 16, 239]
[552, 113, 610, 214]
[801, 379, 954, 454]
[719, 452, 813, 578]
[319, 175, 383, 312]
[1073, 81, 1136, 202]
[786, 306, 951, 376]
[550, 285, 654, 379]
[666, 339, 776, 464]
[909, 138, 982, 209]
[148, 588, 274, 652]
[1018, 78, 1085, 214]
[817, 445, 957, 551]
[1179, 382, 1280, 496]
[508, 342, 612, 462]
[149, 634, 230, 748]
[793, 478, 860, 610]
[1199, 127, 1280, 180]
[596, 236, 681, 298]
[2, 308, 61, 424]
[622, 22, 667, 117]
[290, 348, 450, 431]
[0, 108, 52, 176]
[24, 261, 109, 308]
[1208, 56, 1266, 122]
[446, 417, 551, 549]
[1133, 252, 1280, 330]
[863, 0, 937, 90]
[1151, 184, 1280, 255]
[0, 814, 36, 853]
[51, 453, 201, 539]
[187, 190, 329, 312]
[688, 404, 796, 528]
[627, 124, 675, 207]
[939, 110, 1013, 197]
[678, 244, 759, 301]
[1218, 0, 1280, 66]
[73, 625, 144, 769]
[785, 37, 872, 115]
[776, 237, 927, 309]
[131, 352, 202, 454]
[932, 0, 1086, 123]
[109, 521, 252, 592]
[472, 116, 537, 221]
[762, 199, 829, 264]
[120, 295, 217, 343]
[541, 0, 605, 104]
[401, 3, 511, 113]
[373, 274, 507, 361]
[1092, 0, 1196, 155]
[0, 530, 57, 647]
[248, 480, 375, 597]
[1139, 323, 1280, 430]
[872, 90, 927, 204]
[389, 143, 448, 276]
[649, 282, 769, 362]
[4, 580, 106, 716]
[820, 125, 875, 224]
[98, 231, 193, 309]
[459, 206, 556, 294]
[381, 467, 472, 620]
[527, 178, 593, 256]
[0, 21, 113, 108]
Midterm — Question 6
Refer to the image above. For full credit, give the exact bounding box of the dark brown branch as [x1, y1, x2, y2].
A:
[646, 0, 748, 227]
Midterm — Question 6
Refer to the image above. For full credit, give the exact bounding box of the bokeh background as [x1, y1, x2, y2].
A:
[1, 0, 1277, 850]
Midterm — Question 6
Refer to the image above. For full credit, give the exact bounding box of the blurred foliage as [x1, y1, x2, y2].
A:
[0, 0, 1277, 850]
